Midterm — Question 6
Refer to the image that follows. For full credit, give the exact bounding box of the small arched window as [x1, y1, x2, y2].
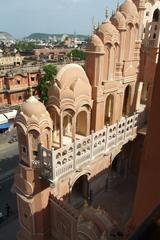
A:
[123, 85, 132, 116]
[153, 9, 160, 22]
[104, 94, 114, 125]
[153, 33, 156, 39]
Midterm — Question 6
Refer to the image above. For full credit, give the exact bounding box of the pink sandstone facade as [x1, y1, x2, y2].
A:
[128, 46, 160, 237]
[0, 67, 41, 105]
[14, 0, 160, 239]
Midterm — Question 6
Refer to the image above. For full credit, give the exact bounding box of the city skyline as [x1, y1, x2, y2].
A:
[0, 0, 122, 38]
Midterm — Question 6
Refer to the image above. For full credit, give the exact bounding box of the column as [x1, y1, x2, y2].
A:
[60, 113, 63, 147]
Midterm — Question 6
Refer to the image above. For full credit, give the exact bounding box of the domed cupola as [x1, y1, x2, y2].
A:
[21, 96, 48, 118]
[86, 34, 104, 54]
[111, 10, 126, 30]
[119, 0, 138, 21]
[15, 96, 52, 167]
[16, 96, 52, 131]
[97, 19, 120, 44]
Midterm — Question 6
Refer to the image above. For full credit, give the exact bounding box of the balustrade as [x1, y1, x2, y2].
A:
[38, 111, 142, 182]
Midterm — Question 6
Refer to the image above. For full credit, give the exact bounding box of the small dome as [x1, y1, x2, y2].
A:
[111, 10, 126, 29]
[21, 96, 47, 118]
[119, 0, 138, 18]
[56, 64, 90, 90]
[86, 34, 104, 53]
[97, 20, 119, 44]
[98, 20, 119, 36]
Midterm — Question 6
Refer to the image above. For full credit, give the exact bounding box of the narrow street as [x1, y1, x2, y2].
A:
[0, 131, 19, 239]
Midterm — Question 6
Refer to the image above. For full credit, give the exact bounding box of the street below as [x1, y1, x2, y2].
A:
[0, 131, 19, 240]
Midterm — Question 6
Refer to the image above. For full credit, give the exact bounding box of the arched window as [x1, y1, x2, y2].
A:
[62, 109, 74, 145]
[153, 9, 160, 22]
[104, 43, 116, 81]
[29, 130, 40, 161]
[41, 127, 50, 149]
[70, 175, 89, 208]
[153, 33, 156, 39]
[76, 111, 88, 136]
[17, 126, 28, 164]
[104, 95, 114, 125]
[123, 85, 131, 116]
[51, 111, 60, 145]
[63, 114, 72, 137]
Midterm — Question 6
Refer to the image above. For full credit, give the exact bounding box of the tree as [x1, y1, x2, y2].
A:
[67, 49, 86, 61]
[38, 64, 58, 103]
[15, 41, 39, 52]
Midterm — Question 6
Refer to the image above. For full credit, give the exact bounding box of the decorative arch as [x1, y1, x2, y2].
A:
[76, 111, 88, 136]
[62, 108, 75, 145]
[70, 170, 91, 190]
[41, 127, 51, 149]
[70, 173, 90, 208]
[27, 123, 41, 134]
[16, 125, 28, 164]
[15, 122, 27, 135]
[28, 129, 40, 162]
[51, 110, 60, 145]
[76, 104, 91, 137]
[104, 94, 114, 125]
[153, 8, 160, 22]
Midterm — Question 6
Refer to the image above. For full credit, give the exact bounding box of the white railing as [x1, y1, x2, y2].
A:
[39, 111, 144, 182]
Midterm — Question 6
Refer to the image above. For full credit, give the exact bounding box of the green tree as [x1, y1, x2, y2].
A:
[38, 64, 58, 103]
[67, 49, 86, 61]
[15, 41, 39, 52]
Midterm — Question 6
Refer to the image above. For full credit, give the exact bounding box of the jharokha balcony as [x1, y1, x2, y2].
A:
[33, 108, 146, 183]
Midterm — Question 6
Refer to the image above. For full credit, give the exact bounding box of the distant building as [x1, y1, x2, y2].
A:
[0, 64, 41, 105]
[0, 53, 24, 66]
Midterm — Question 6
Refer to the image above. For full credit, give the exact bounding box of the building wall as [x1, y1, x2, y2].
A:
[139, 1, 160, 111]
[0, 72, 40, 105]
[129, 53, 160, 230]
[0, 55, 24, 66]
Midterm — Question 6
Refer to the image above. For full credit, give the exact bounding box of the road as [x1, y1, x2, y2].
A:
[0, 132, 18, 181]
[0, 131, 19, 239]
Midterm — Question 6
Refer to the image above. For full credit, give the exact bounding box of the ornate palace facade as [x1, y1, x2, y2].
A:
[14, 0, 160, 239]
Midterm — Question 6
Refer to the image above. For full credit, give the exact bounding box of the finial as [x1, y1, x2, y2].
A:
[93, 24, 97, 34]
[98, 21, 100, 28]
[105, 7, 109, 20]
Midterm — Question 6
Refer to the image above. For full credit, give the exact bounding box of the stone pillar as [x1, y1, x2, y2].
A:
[91, 86, 105, 131]
[72, 114, 76, 141]
[60, 113, 63, 147]
[119, 29, 127, 63]
[136, 82, 143, 111]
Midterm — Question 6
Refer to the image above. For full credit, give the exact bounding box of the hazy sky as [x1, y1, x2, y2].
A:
[0, 0, 122, 38]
